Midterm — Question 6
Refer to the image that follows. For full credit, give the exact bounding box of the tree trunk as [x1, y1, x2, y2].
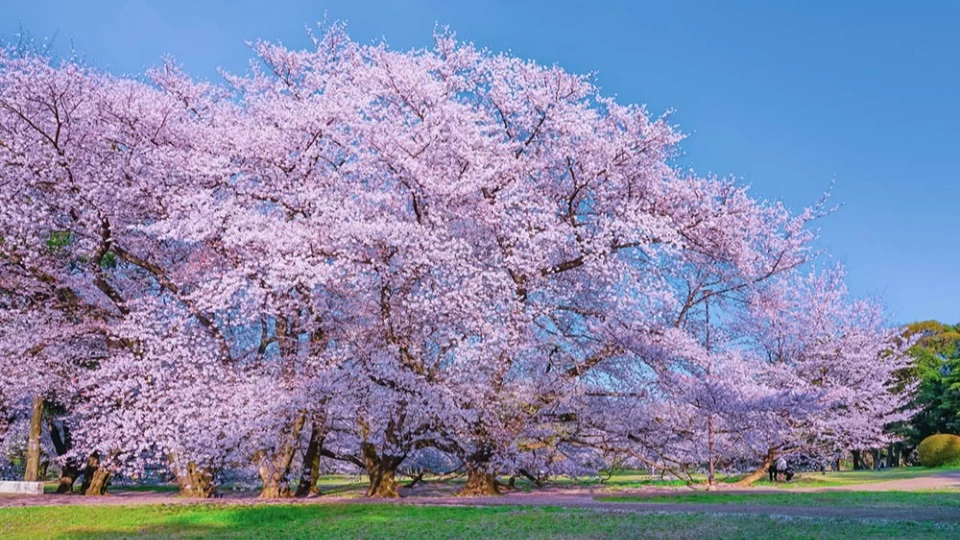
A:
[48, 418, 81, 493]
[518, 468, 547, 487]
[257, 456, 294, 498]
[257, 413, 307, 498]
[24, 396, 44, 482]
[81, 454, 110, 496]
[706, 414, 716, 489]
[362, 443, 401, 498]
[175, 461, 216, 498]
[405, 471, 425, 488]
[365, 465, 399, 498]
[457, 466, 501, 496]
[736, 448, 775, 486]
[295, 422, 324, 498]
[852, 450, 864, 470]
[55, 466, 81, 494]
[84, 469, 110, 496]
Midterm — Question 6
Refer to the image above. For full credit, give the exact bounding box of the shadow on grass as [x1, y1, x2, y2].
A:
[598, 489, 960, 509]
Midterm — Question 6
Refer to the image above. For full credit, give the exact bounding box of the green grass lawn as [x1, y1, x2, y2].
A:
[539, 466, 958, 491]
[741, 466, 960, 489]
[1, 503, 959, 539]
[599, 490, 960, 508]
[555, 470, 692, 489]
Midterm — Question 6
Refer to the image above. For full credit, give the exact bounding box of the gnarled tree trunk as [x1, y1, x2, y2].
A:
[174, 461, 217, 498]
[457, 445, 501, 496]
[362, 443, 402, 498]
[81, 454, 110, 496]
[257, 413, 307, 498]
[736, 448, 775, 486]
[295, 422, 325, 498]
[458, 466, 500, 496]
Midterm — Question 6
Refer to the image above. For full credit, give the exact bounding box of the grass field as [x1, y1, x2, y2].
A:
[2, 503, 960, 539]
[534, 466, 958, 490]
[740, 466, 960, 489]
[11, 466, 956, 538]
[600, 489, 960, 508]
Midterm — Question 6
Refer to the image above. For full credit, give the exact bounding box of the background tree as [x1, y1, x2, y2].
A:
[890, 321, 960, 458]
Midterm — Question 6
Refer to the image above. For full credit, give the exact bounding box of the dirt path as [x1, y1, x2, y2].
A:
[2, 470, 959, 523]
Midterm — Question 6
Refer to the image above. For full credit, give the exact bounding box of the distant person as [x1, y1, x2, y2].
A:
[768, 462, 777, 482]
[776, 457, 787, 482]
[785, 466, 795, 482]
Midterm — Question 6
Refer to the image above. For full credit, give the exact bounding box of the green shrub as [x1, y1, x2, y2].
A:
[917, 434, 960, 467]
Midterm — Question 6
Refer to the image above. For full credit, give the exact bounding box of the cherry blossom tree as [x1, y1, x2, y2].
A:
[0, 25, 916, 499]
[726, 268, 914, 483]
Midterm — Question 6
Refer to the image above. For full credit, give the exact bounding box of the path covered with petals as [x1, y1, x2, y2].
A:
[3, 470, 959, 523]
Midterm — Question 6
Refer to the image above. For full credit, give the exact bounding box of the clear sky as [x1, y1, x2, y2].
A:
[3, 0, 958, 324]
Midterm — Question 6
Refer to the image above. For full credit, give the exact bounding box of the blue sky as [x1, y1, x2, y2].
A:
[3, 0, 958, 324]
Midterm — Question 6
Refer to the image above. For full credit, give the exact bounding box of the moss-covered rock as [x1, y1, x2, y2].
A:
[917, 434, 960, 467]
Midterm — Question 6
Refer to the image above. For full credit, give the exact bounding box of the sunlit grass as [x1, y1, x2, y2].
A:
[599, 489, 960, 508]
[742, 466, 960, 489]
[2, 503, 959, 539]
[540, 466, 959, 491]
